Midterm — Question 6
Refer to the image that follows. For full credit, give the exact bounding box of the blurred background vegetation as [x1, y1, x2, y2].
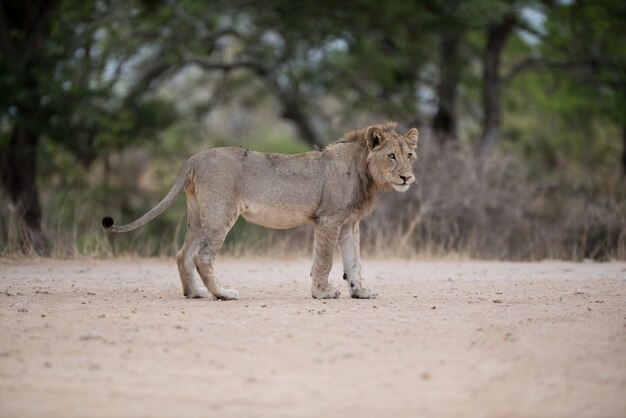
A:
[1, 0, 624, 259]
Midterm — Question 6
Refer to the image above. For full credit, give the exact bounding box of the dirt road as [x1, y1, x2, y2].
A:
[0, 258, 625, 417]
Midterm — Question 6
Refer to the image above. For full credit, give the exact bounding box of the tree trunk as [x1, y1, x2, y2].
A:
[476, 16, 516, 156]
[0, 0, 58, 254]
[0, 116, 48, 255]
[622, 125, 626, 177]
[245, 67, 324, 149]
[280, 97, 324, 149]
[433, 31, 463, 142]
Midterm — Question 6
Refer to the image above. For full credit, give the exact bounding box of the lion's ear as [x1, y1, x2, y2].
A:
[404, 128, 418, 149]
[366, 126, 386, 150]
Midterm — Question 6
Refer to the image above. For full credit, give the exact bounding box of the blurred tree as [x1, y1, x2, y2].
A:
[432, 27, 465, 142]
[476, 10, 517, 155]
[497, 0, 626, 172]
[469, 0, 538, 156]
[165, 0, 456, 142]
[542, 0, 626, 175]
[0, 0, 59, 254]
[163, 0, 328, 148]
[0, 0, 178, 254]
[430, 1, 467, 142]
[1, 0, 624, 257]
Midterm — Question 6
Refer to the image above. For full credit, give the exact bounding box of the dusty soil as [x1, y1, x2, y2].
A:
[0, 257, 625, 418]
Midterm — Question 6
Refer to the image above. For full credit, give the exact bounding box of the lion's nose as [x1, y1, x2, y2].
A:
[399, 175, 413, 184]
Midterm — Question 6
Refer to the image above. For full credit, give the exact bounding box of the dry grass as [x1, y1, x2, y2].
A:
[1, 137, 625, 260]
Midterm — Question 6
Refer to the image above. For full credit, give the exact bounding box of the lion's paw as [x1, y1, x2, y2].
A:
[312, 286, 341, 299]
[216, 288, 239, 301]
[185, 286, 214, 299]
[350, 286, 378, 299]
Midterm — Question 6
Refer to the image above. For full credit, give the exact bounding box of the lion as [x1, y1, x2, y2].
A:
[102, 122, 418, 300]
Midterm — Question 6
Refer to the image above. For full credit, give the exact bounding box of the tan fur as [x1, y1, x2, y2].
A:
[103, 123, 418, 299]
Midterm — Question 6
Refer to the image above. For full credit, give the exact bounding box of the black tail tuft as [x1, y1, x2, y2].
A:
[102, 216, 114, 230]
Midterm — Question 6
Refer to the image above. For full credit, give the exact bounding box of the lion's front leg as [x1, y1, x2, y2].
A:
[310, 218, 342, 299]
[338, 221, 377, 299]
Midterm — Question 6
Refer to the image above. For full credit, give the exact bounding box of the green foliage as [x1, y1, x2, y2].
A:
[504, 70, 621, 175]
[1, 0, 625, 258]
[541, 0, 626, 126]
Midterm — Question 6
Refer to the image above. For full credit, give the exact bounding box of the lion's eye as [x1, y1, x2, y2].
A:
[388, 153, 396, 160]
[407, 153, 413, 159]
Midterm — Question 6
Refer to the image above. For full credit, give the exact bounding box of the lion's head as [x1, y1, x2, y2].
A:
[363, 123, 418, 192]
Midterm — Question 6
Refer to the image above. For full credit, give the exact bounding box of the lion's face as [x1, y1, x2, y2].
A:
[366, 126, 418, 192]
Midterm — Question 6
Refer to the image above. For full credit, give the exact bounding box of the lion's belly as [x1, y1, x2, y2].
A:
[241, 203, 314, 229]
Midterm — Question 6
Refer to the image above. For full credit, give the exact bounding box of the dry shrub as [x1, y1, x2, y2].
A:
[361, 134, 626, 260]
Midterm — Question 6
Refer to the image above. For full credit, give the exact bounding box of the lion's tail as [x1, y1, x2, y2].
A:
[102, 160, 192, 233]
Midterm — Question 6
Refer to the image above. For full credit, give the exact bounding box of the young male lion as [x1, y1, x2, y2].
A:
[103, 122, 417, 300]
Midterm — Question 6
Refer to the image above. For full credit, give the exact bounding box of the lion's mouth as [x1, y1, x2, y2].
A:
[391, 183, 410, 192]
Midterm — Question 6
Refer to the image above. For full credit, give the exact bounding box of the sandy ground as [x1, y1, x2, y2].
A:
[0, 257, 625, 418]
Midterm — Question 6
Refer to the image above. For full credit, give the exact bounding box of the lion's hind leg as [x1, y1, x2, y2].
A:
[192, 205, 240, 301]
[177, 231, 213, 299]
[193, 235, 239, 300]
[177, 192, 212, 299]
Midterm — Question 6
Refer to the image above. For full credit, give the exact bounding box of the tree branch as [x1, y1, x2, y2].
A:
[504, 57, 549, 83]
[183, 55, 269, 77]
[504, 57, 603, 84]
[515, 17, 546, 41]
[165, 0, 210, 38]
[122, 62, 183, 107]
[165, 0, 244, 43]
[182, 52, 323, 148]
